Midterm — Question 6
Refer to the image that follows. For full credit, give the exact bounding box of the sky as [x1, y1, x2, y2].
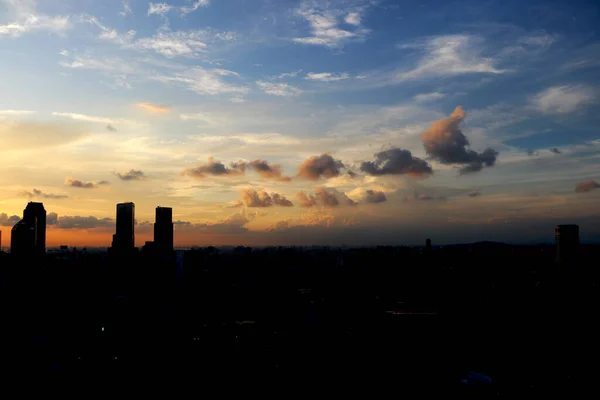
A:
[1, 0, 600, 248]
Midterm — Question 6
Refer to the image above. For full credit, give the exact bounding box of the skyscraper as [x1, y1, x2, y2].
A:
[154, 206, 174, 254]
[112, 202, 135, 251]
[555, 224, 579, 265]
[11, 202, 46, 256]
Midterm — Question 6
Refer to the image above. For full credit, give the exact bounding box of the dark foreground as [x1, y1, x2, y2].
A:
[1, 244, 598, 394]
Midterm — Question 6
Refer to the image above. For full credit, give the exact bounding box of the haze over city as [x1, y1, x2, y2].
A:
[1, 0, 600, 248]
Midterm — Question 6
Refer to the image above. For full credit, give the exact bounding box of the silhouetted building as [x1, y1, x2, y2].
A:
[142, 241, 155, 253]
[111, 202, 135, 251]
[10, 202, 46, 257]
[426, 238, 432, 251]
[555, 224, 579, 264]
[154, 206, 173, 254]
[0, 230, 2, 252]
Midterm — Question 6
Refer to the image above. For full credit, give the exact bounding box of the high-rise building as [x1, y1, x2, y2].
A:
[10, 202, 46, 256]
[425, 238, 432, 251]
[111, 202, 135, 251]
[154, 206, 174, 254]
[555, 224, 579, 264]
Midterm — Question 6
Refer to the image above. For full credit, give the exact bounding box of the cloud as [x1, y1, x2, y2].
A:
[231, 159, 292, 182]
[532, 85, 595, 114]
[256, 81, 303, 96]
[362, 190, 387, 203]
[181, 0, 210, 15]
[468, 190, 481, 197]
[182, 157, 242, 178]
[575, 180, 600, 193]
[0, 120, 87, 149]
[52, 112, 118, 124]
[266, 220, 291, 232]
[550, 147, 561, 154]
[272, 193, 294, 207]
[147, 1, 209, 16]
[293, 2, 370, 48]
[47, 212, 58, 225]
[344, 12, 361, 26]
[277, 70, 303, 79]
[137, 103, 170, 113]
[154, 67, 248, 95]
[225, 200, 245, 208]
[24, 188, 68, 200]
[0, 109, 35, 116]
[241, 189, 294, 208]
[413, 92, 445, 103]
[297, 187, 355, 208]
[65, 177, 108, 189]
[59, 55, 139, 75]
[116, 169, 147, 181]
[297, 153, 344, 181]
[0, 3, 71, 38]
[147, 3, 173, 16]
[180, 112, 217, 124]
[297, 191, 318, 208]
[119, 1, 132, 17]
[526, 149, 538, 156]
[132, 29, 234, 57]
[197, 133, 301, 146]
[420, 106, 498, 174]
[0, 213, 20, 226]
[106, 124, 117, 131]
[305, 72, 350, 82]
[82, 16, 137, 45]
[176, 211, 253, 234]
[360, 148, 433, 177]
[53, 215, 114, 230]
[397, 35, 505, 81]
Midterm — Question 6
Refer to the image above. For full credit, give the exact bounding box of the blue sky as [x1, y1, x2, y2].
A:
[1, 0, 599, 247]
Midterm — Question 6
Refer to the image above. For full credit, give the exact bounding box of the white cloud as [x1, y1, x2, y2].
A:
[0, 0, 71, 37]
[532, 85, 596, 114]
[148, 1, 209, 17]
[0, 14, 71, 38]
[413, 92, 446, 103]
[305, 72, 350, 82]
[125, 29, 235, 57]
[397, 35, 505, 81]
[180, 112, 217, 124]
[230, 96, 246, 103]
[181, 0, 210, 15]
[194, 133, 301, 146]
[148, 3, 173, 16]
[256, 81, 303, 97]
[154, 67, 248, 95]
[52, 112, 119, 125]
[293, 2, 370, 48]
[135, 32, 206, 57]
[344, 12, 361, 26]
[278, 70, 303, 79]
[59, 49, 69, 56]
[0, 109, 36, 116]
[59, 55, 139, 75]
[119, 1, 133, 17]
[81, 15, 137, 45]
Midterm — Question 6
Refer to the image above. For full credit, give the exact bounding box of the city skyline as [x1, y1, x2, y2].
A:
[1, 0, 600, 247]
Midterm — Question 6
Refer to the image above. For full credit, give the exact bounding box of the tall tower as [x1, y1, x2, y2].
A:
[154, 206, 173, 254]
[112, 202, 135, 250]
[556, 224, 579, 265]
[11, 202, 46, 256]
[425, 238, 432, 251]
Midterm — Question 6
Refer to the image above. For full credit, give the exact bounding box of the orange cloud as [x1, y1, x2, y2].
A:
[137, 103, 171, 113]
